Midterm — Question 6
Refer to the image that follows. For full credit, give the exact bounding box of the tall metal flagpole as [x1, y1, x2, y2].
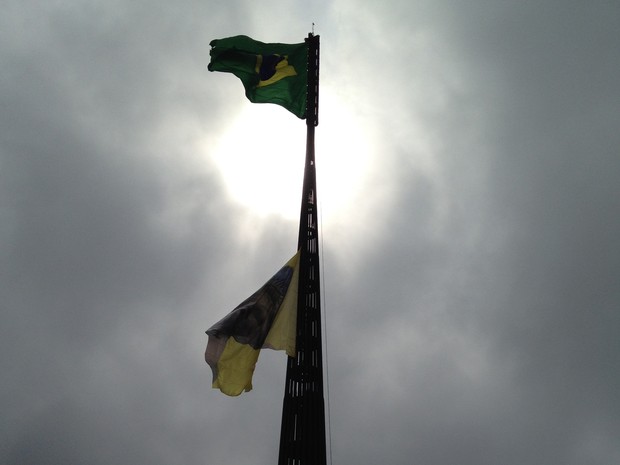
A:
[277, 33, 326, 465]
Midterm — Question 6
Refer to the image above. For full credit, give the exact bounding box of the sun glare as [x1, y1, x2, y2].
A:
[211, 90, 373, 224]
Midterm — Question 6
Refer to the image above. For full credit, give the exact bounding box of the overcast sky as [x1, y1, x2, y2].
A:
[2, 1, 619, 464]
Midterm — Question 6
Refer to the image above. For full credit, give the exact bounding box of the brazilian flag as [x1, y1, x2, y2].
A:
[208, 36, 308, 118]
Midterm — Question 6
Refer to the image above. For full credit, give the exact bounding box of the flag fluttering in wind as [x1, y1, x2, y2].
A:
[208, 35, 308, 118]
[205, 251, 300, 396]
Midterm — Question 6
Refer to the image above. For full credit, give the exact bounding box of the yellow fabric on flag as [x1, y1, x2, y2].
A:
[212, 338, 260, 396]
[206, 251, 300, 396]
[264, 252, 299, 357]
[255, 55, 298, 88]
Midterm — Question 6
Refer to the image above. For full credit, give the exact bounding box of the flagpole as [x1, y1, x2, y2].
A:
[278, 33, 326, 465]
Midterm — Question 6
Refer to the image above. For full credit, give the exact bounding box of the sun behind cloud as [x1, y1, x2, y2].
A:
[210, 89, 374, 224]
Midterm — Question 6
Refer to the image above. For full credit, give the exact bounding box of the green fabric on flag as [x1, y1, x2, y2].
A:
[208, 35, 308, 118]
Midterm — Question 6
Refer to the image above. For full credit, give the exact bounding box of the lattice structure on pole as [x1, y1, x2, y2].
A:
[277, 33, 327, 465]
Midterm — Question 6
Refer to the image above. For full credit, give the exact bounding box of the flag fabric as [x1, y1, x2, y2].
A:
[208, 35, 308, 118]
[205, 251, 300, 396]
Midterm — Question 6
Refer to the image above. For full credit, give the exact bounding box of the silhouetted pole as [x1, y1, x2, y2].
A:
[277, 33, 326, 465]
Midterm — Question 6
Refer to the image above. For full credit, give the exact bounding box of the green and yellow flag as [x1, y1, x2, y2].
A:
[208, 36, 308, 118]
[205, 251, 300, 396]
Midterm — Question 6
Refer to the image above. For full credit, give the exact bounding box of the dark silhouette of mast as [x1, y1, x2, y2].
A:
[277, 33, 326, 465]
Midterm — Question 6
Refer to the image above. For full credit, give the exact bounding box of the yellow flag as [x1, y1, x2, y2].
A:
[205, 251, 299, 396]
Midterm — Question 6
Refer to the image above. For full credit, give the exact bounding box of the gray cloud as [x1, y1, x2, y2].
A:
[2, 1, 619, 464]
